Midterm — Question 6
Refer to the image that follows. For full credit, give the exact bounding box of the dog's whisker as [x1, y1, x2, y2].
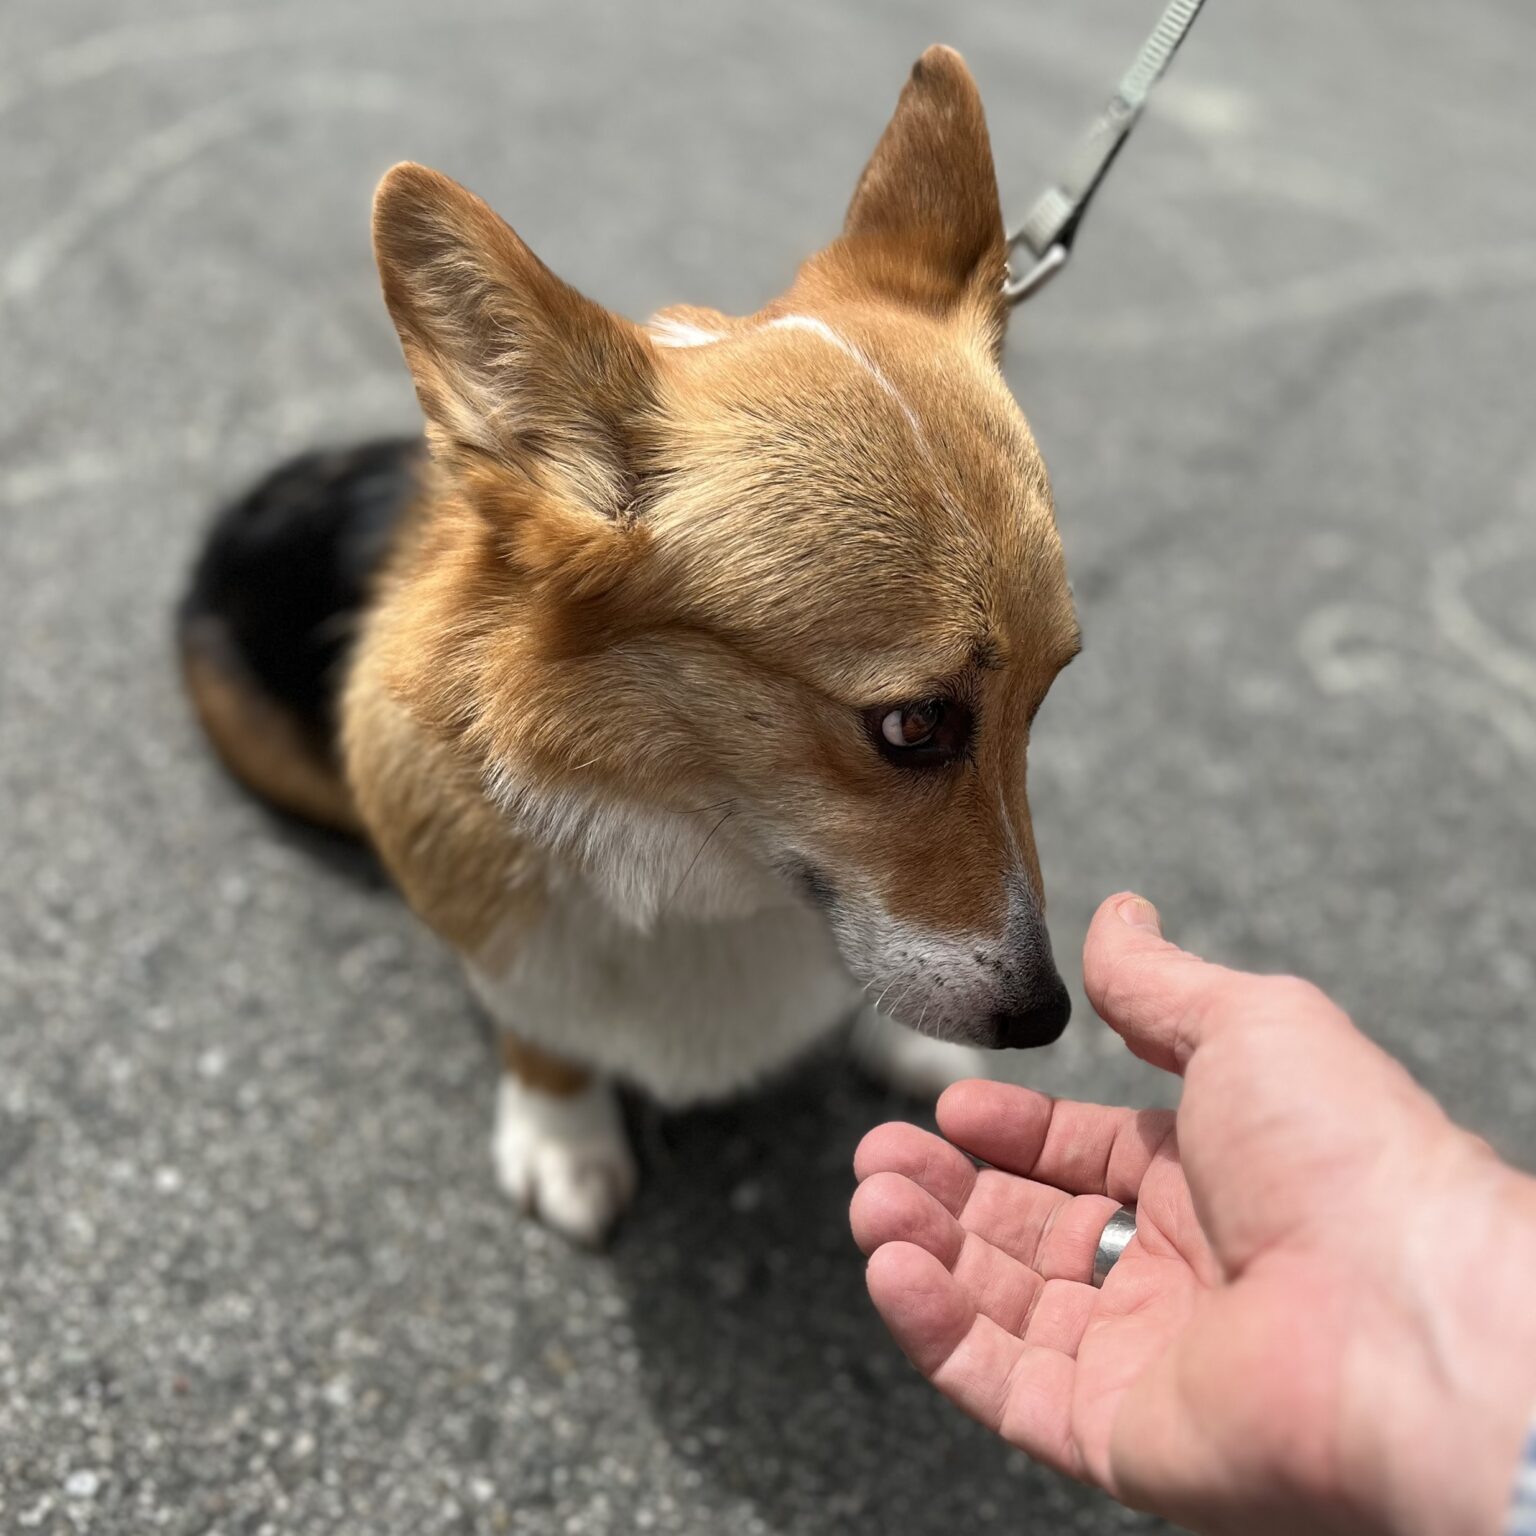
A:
[878, 978, 917, 1021]
[665, 807, 734, 914]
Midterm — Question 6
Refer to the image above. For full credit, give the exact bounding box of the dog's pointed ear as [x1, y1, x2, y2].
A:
[835, 46, 1006, 321]
[372, 163, 656, 518]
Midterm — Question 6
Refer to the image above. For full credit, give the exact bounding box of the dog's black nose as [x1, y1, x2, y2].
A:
[987, 976, 1072, 1049]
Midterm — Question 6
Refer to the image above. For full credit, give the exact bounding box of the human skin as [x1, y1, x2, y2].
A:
[851, 893, 1536, 1536]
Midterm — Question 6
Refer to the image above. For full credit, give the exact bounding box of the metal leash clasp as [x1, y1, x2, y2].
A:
[1002, 238, 1069, 306]
[1000, 0, 1209, 309]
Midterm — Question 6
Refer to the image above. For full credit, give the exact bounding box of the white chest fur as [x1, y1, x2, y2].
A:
[471, 773, 864, 1102]
[468, 886, 861, 1105]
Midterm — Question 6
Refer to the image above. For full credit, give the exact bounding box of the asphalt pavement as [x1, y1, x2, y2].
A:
[3, 1, 1535, 1531]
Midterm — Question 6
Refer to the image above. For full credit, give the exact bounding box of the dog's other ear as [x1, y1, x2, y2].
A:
[372, 163, 656, 519]
[835, 46, 1006, 323]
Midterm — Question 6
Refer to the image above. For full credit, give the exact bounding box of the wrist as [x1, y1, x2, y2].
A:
[1350, 1136, 1536, 1536]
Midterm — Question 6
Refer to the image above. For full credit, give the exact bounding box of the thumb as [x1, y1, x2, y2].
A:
[1083, 893, 1245, 1075]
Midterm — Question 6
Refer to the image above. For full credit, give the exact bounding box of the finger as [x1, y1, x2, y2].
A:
[1020, 1278, 1098, 1357]
[1082, 892, 1246, 1074]
[853, 1121, 978, 1214]
[865, 1240, 979, 1382]
[853, 1168, 1114, 1352]
[856, 1114, 1151, 1286]
[874, 1148, 1130, 1290]
[938, 1079, 1176, 1203]
[854, 1174, 1043, 1336]
[865, 1242, 1082, 1474]
[964, 1157, 1216, 1292]
[964, 1173, 1126, 1284]
[850, 1171, 963, 1263]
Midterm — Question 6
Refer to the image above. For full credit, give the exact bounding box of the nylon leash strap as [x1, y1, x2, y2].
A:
[1003, 0, 1209, 305]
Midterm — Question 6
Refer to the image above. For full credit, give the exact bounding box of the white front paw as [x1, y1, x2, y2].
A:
[492, 1077, 638, 1246]
[849, 1006, 991, 1101]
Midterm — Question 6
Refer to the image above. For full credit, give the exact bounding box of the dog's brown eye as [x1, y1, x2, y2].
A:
[881, 700, 941, 747]
[865, 698, 970, 768]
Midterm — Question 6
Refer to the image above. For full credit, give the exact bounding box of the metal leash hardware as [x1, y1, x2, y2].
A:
[1003, 0, 1209, 306]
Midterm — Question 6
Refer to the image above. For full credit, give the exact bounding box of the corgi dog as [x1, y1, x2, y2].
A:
[179, 46, 1081, 1244]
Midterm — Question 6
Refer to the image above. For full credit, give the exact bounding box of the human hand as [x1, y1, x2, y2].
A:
[851, 894, 1536, 1536]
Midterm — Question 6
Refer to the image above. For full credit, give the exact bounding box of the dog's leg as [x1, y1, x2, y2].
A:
[848, 1007, 991, 1102]
[492, 1035, 638, 1247]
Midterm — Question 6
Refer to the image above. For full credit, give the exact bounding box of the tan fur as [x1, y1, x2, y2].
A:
[343, 625, 546, 954]
[500, 1034, 589, 1098]
[180, 624, 362, 835]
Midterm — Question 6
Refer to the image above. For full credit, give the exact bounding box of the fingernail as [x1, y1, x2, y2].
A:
[1117, 896, 1162, 934]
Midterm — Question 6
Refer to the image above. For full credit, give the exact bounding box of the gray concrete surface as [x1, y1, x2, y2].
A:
[3, 1, 1535, 1531]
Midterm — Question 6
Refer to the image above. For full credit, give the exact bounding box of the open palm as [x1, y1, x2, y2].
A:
[851, 895, 1533, 1536]
[852, 1085, 1210, 1493]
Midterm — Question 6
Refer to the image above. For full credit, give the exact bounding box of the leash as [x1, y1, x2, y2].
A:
[1003, 0, 1209, 305]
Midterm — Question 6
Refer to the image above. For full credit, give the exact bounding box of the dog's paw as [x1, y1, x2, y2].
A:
[492, 1076, 637, 1247]
[849, 1006, 991, 1101]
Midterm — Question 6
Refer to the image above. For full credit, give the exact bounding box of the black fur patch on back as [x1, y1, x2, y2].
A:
[180, 438, 423, 748]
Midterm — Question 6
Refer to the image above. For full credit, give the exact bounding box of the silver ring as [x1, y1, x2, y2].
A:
[1092, 1205, 1137, 1287]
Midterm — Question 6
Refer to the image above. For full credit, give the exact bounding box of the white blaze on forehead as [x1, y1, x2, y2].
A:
[648, 316, 724, 348]
[648, 311, 924, 439]
[766, 314, 927, 444]
[767, 315, 970, 528]
[648, 308, 961, 514]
